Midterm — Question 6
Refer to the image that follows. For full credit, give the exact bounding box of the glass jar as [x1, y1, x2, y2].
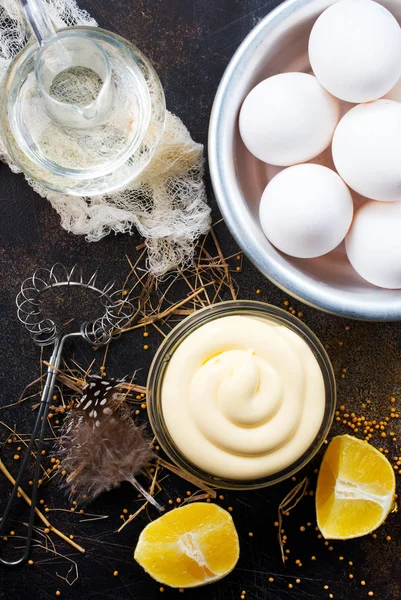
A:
[1, 26, 165, 196]
[147, 300, 336, 490]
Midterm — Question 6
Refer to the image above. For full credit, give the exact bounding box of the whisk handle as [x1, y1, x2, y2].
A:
[0, 339, 64, 567]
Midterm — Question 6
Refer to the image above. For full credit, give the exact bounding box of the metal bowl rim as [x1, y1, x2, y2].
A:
[208, 0, 401, 321]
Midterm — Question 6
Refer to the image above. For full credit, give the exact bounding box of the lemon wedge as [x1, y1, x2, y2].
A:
[134, 502, 239, 588]
[316, 434, 396, 539]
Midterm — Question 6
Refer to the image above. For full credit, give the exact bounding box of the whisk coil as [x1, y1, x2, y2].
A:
[16, 263, 135, 346]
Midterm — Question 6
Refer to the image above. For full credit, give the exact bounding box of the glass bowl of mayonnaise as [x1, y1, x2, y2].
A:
[147, 300, 336, 490]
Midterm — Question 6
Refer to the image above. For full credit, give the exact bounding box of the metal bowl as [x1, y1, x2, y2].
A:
[209, 0, 401, 321]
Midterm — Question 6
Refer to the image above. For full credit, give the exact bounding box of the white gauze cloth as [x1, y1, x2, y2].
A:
[0, 0, 211, 275]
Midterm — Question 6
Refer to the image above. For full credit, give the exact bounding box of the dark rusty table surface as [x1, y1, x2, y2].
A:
[0, 1, 400, 599]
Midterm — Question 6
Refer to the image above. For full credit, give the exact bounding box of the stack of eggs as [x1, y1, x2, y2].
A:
[239, 0, 401, 289]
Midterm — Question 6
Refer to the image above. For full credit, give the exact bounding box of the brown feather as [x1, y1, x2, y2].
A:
[55, 378, 162, 510]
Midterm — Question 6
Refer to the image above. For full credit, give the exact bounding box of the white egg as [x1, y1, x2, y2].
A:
[239, 73, 339, 167]
[332, 100, 401, 202]
[346, 201, 401, 288]
[259, 164, 354, 259]
[309, 0, 401, 103]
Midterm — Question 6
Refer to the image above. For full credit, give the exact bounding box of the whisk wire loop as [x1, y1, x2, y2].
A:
[16, 264, 134, 347]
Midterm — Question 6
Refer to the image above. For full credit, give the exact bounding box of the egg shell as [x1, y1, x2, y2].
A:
[259, 164, 354, 259]
[239, 73, 340, 167]
[309, 0, 401, 103]
[346, 201, 401, 288]
[332, 100, 401, 202]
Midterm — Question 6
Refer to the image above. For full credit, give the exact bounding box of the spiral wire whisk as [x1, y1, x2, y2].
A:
[16, 263, 133, 346]
[0, 264, 135, 566]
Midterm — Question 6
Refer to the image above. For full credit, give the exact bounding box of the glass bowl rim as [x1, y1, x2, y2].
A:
[146, 300, 336, 490]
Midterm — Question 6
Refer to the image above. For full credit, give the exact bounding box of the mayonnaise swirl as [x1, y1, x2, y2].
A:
[161, 315, 325, 480]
